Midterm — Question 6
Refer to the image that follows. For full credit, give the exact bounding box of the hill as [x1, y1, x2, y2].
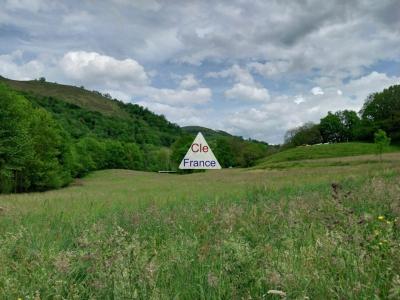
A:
[0, 76, 126, 118]
[0, 76, 270, 192]
[182, 126, 232, 138]
[257, 142, 400, 169]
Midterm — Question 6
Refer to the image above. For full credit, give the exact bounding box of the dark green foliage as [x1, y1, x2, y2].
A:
[360, 85, 400, 142]
[25, 93, 181, 146]
[319, 110, 361, 143]
[171, 135, 194, 173]
[214, 138, 235, 167]
[284, 122, 322, 147]
[171, 134, 268, 169]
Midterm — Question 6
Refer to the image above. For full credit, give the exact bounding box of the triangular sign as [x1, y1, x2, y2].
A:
[179, 132, 221, 169]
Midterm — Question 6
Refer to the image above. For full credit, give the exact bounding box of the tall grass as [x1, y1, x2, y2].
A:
[1, 154, 400, 299]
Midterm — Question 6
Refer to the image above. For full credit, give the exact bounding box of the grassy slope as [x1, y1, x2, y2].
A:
[257, 142, 400, 169]
[0, 76, 127, 118]
[1, 153, 400, 299]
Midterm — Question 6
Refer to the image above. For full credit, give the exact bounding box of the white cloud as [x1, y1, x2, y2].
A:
[294, 95, 305, 104]
[209, 64, 271, 102]
[144, 87, 212, 106]
[311, 86, 324, 95]
[60, 51, 149, 88]
[2, 0, 400, 144]
[225, 83, 270, 102]
[342, 71, 400, 103]
[219, 71, 400, 143]
[207, 64, 255, 85]
[112, 0, 161, 11]
[136, 101, 210, 126]
[179, 74, 199, 89]
[4, 0, 48, 12]
[0, 50, 44, 80]
[249, 60, 291, 78]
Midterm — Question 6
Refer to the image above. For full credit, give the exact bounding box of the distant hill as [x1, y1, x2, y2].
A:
[182, 126, 232, 138]
[0, 76, 270, 176]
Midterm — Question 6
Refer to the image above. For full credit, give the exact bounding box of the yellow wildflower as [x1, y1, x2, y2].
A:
[378, 215, 385, 221]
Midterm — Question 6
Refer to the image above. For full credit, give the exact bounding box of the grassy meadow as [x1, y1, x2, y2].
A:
[1, 152, 400, 299]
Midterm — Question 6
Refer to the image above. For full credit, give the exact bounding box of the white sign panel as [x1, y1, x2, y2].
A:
[179, 132, 222, 169]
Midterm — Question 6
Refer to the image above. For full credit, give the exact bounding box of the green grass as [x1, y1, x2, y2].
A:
[1, 154, 400, 299]
[257, 142, 400, 168]
[0, 76, 127, 118]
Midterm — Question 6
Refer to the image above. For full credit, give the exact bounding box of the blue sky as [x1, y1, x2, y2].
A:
[1, 0, 399, 143]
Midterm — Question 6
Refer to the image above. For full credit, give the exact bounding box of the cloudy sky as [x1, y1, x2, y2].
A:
[1, 0, 399, 143]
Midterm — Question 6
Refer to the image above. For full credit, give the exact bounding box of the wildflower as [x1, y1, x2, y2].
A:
[379, 242, 383, 246]
[378, 215, 385, 221]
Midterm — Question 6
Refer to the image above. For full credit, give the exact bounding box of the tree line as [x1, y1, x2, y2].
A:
[284, 85, 400, 147]
[0, 83, 269, 193]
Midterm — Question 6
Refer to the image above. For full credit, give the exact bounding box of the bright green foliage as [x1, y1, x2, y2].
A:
[28, 108, 72, 190]
[0, 84, 73, 192]
[0, 85, 33, 192]
[374, 129, 391, 159]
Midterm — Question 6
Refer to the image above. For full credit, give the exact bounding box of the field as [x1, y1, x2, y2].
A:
[1, 153, 400, 299]
[257, 142, 400, 168]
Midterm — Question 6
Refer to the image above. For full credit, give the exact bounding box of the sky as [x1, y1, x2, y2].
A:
[1, 0, 399, 144]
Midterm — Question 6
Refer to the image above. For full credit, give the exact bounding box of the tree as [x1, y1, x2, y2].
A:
[0, 84, 34, 192]
[360, 85, 400, 142]
[0, 84, 73, 192]
[170, 135, 193, 172]
[339, 110, 360, 141]
[284, 122, 322, 147]
[374, 129, 391, 161]
[319, 110, 360, 143]
[214, 138, 235, 167]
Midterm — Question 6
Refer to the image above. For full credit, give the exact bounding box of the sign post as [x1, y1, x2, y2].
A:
[179, 132, 221, 170]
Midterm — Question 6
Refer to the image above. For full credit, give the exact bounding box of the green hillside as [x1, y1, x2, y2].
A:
[0, 77, 270, 193]
[0, 76, 127, 118]
[257, 142, 400, 169]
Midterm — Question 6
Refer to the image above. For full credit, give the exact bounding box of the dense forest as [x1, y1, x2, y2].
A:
[0, 78, 269, 193]
[284, 85, 400, 148]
